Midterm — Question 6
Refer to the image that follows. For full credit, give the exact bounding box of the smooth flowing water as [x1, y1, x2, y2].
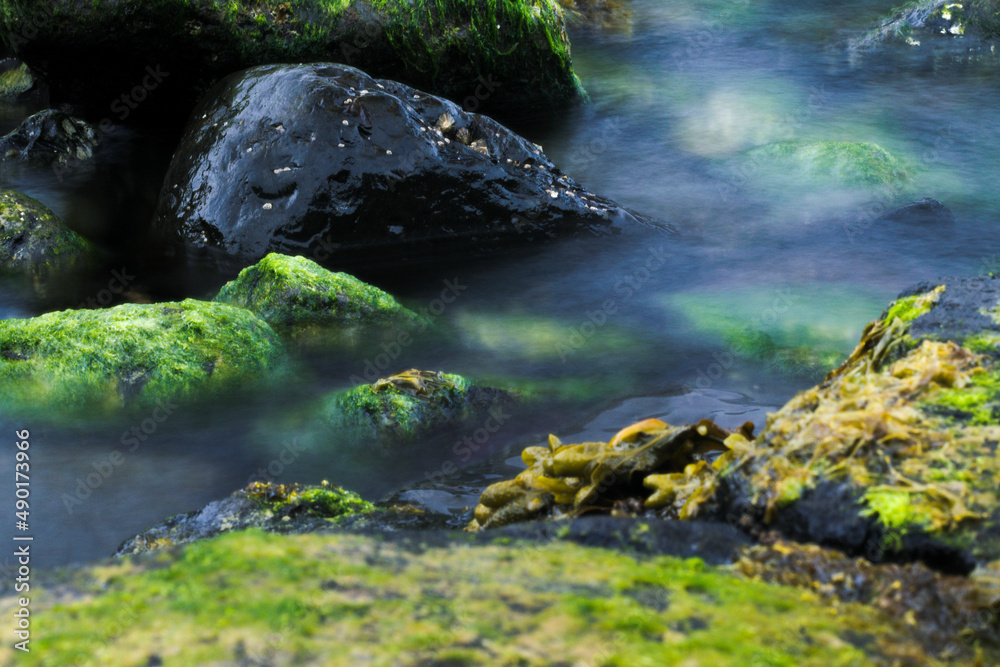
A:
[3, 0, 1000, 566]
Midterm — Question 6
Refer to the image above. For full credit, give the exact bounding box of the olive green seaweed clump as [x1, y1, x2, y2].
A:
[0, 529, 966, 666]
[213, 252, 427, 345]
[0, 189, 94, 276]
[0, 299, 289, 417]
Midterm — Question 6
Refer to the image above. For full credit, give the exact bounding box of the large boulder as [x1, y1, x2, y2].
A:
[154, 63, 658, 269]
[213, 252, 427, 347]
[0, 0, 582, 125]
[0, 299, 289, 417]
[0, 188, 95, 275]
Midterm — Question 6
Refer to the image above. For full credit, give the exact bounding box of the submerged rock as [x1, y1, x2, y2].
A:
[1, 0, 582, 125]
[323, 369, 519, 451]
[0, 299, 288, 417]
[153, 63, 660, 269]
[0, 109, 99, 166]
[116, 481, 375, 556]
[875, 197, 956, 226]
[0, 189, 94, 276]
[742, 141, 911, 190]
[558, 0, 634, 35]
[213, 253, 427, 347]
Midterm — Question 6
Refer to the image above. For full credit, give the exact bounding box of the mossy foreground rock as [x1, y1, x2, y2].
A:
[214, 253, 427, 346]
[0, 299, 288, 416]
[0, 189, 94, 275]
[117, 481, 375, 556]
[1, 528, 976, 666]
[0, 0, 582, 125]
[325, 369, 519, 449]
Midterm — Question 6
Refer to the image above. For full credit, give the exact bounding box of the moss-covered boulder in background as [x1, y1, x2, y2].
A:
[323, 369, 519, 450]
[0, 299, 289, 417]
[213, 253, 427, 347]
[0, 188, 94, 275]
[116, 481, 375, 556]
[6, 528, 992, 666]
[0, 0, 583, 126]
[0, 59, 31, 99]
[743, 141, 911, 190]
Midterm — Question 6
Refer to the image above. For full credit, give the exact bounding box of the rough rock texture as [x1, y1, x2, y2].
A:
[116, 481, 375, 556]
[153, 63, 661, 269]
[0, 0, 583, 125]
[0, 189, 94, 275]
[0, 109, 99, 166]
[850, 0, 1000, 49]
[323, 369, 520, 450]
[213, 253, 427, 345]
[0, 299, 289, 416]
[8, 528, 986, 666]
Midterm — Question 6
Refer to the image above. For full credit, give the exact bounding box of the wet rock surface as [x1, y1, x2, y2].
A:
[154, 63, 664, 270]
[875, 197, 956, 226]
[0, 109, 99, 166]
[0, 188, 94, 275]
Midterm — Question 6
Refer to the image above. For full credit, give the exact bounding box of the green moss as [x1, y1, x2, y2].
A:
[745, 141, 911, 189]
[213, 253, 427, 345]
[7, 529, 944, 666]
[884, 285, 944, 324]
[860, 488, 932, 536]
[0, 62, 32, 98]
[0, 189, 95, 275]
[927, 368, 1000, 425]
[0, 299, 289, 418]
[247, 481, 375, 518]
[324, 369, 481, 442]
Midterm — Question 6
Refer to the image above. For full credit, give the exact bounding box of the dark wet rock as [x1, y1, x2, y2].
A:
[850, 0, 1000, 50]
[0, 109, 99, 166]
[1, 0, 582, 126]
[875, 197, 955, 225]
[737, 535, 1000, 660]
[153, 63, 663, 270]
[0, 299, 289, 418]
[0, 189, 94, 275]
[323, 369, 521, 452]
[213, 252, 428, 347]
[116, 481, 376, 556]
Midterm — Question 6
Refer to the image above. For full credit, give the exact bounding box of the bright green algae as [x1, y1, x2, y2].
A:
[0, 529, 942, 666]
[213, 253, 427, 344]
[0, 299, 289, 417]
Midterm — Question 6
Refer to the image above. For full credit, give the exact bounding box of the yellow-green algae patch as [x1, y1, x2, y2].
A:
[0, 529, 956, 666]
[884, 285, 945, 324]
[0, 299, 289, 418]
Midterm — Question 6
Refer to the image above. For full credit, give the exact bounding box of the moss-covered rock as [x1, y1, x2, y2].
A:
[1, 0, 583, 126]
[0, 189, 94, 276]
[116, 481, 376, 556]
[0, 299, 289, 417]
[0, 59, 31, 99]
[323, 369, 519, 450]
[213, 253, 427, 347]
[850, 0, 1000, 49]
[3, 528, 982, 665]
[743, 141, 911, 190]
